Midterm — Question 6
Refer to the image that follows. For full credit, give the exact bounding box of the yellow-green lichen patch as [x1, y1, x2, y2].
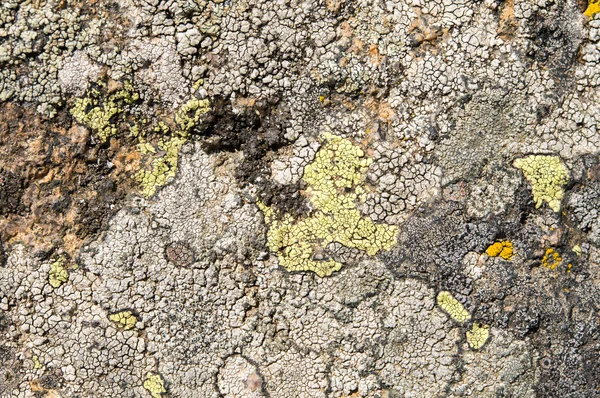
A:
[136, 136, 187, 197]
[136, 98, 211, 197]
[513, 155, 569, 212]
[108, 310, 138, 330]
[258, 132, 398, 277]
[572, 244, 582, 256]
[32, 355, 43, 370]
[485, 241, 513, 260]
[437, 291, 471, 324]
[542, 248, 562, 270]
[143, 372, 166, 398]
[70, 81, 139, 142]
[175, 98, 211, 134]
[466, 323, 490, 350]
[585, 0, 600, 17]
[48, 257, 68, 288]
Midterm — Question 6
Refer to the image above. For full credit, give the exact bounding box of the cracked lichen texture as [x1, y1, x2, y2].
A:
[437, 291, 471, 324]
[466, 323, 490, 350]
[513, 155, 569, 212]
[260, 133, 398, 277]
[144, 372, 167, 398]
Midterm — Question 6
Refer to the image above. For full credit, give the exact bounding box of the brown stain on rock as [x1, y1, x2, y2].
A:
[0, 102, 140, 257]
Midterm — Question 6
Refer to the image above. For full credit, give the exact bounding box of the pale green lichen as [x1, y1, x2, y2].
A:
[70, 81, 139, 142]
[136, 136, 187, 197]
[174, 98, 211, 133]
[108, 310, 137, 330]
[513, 155, 569, 212]
[143, 372, 166, 398]
[32, 355, 43, 369]
[136, 98, 211, 197]
[48, 257, 68, 288]
[258, 132, 398, 277]
[466, 323, 490, 350]
[437, 291, 471, 324]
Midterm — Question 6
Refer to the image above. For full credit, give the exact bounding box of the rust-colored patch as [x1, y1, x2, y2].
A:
[498, 0, 517, 40]
[0, 102, 139, 257]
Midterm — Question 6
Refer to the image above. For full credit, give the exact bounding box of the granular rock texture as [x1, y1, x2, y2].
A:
[2, 0, 600, 396]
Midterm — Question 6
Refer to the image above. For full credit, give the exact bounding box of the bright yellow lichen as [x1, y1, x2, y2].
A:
[542, 248, 562, 270]
[485, 240, 513, 260]
[258, 132, 398, 277]
[466, 323, 490, 350]
[108, 310, 137, 330]
[437, 291, 471, 324]
[70, 81, 139, 142]
[48, 257, 68, 288]
[143, 372, 166, 398]
[513, 155, 569, 212]
[585, 0, 600, 18]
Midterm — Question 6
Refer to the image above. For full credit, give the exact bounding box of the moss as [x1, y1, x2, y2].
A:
[143, 372, 166, 398]
[437, 291, 471, 324]
[108, 310, 137, 330]
[485, 241, 513, 260]
[542, 248, 562, 270]
[258, 132, 398, 277]
[48, 257, 68, 288]
[70, 81, 139, 143]
[513, 155, 569, 212]
[466, 323, 490, 350]
[585, 0, 600, 17]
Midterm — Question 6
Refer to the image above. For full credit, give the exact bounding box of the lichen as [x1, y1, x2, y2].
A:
[466, 323, 490, 350]
[174, 98, 211, 133]
[485, 241, 513, 260]
[32, 354, 43, 369]
[108, 310, 138, 330]
[258, 132, 398, 277]
[48, 257, 68, 288]
[542, 248, 562, 270]
[437, 291, 471, 324]
[70, 81, 139, 143]
[136, 98, 210, 197]
[585, 0, 600, 17]
[143, 372, 166, 398]
[513, 155, 569, 212]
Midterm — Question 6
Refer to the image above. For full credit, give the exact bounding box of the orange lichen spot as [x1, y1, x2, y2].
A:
[567, 263, 573, 273]
[485, 241, 513, 260]
[585, 0, 600, 18]
[542, 248, 562, 270]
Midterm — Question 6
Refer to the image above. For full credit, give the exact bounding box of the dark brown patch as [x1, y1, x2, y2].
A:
[0, 102, 139, 257]
[165, 241, 196, 267]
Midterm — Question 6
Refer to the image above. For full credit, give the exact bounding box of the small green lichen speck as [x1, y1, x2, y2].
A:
[143, 372, 166, 398]
[258, 132, 398, 277]
[513, 155, 569, 212]
[108, 310, 137, 330]
[70, 81, 139, 142]
[437, 291, 471, 324]
[48, 257, 68, 288]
